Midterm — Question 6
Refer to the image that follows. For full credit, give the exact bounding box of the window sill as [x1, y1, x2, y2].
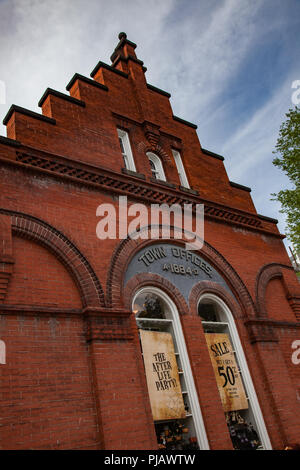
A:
[150, 177, 176, 189]
[179, 186, 199, 196]
[122, 168, 146, 180]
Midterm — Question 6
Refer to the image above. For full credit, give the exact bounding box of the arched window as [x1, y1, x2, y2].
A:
[133, 287, 209, 450]
[147, 153, 166, 181]
[198, 294, 272, 450]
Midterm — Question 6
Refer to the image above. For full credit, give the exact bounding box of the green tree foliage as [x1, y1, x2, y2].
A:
[272, 106, 300, 253]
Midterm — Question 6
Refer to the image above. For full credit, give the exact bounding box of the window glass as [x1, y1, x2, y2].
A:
[172, 150, 190, 188]
[199, 296, 269, 450]
[117, 129, 136, 172]
[133, 287, 209, 450]
[147, 153, 166, 181]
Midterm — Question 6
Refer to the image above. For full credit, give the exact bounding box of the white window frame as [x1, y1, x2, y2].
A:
[0, 340, 5, 364]
[117, 128, 136, 172]
[146, 152, 166, 182]
[198, 293, 272, 450]
[133, 286, 210, 450]
[172, 149, 190, 188]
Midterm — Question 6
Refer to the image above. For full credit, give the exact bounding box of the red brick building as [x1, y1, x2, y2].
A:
[0, 32, 299, 450]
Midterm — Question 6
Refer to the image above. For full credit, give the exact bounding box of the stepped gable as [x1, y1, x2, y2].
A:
[1, 33, 280, 232]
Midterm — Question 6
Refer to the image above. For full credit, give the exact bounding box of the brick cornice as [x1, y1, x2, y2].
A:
[38, 88, 86, 108]
[0, 304, 83, 316]
[172, 115, 197, 129]
[230, 181, 251, 192]
[90, 60, 129, 79]
[82, 306, 131, 316]
[0, 153, 284, 239]
[84, 306, 134, 341]
[245, 317, 300, 329]
[244, 318, 279, 344]
[0, 136, 21, 147]
[257, 214, 278, 224]
[66, 73, 109, 92]
[146, 83, 171, 98]
[3, 104, 56, 126]
[201, 148, 224, 161]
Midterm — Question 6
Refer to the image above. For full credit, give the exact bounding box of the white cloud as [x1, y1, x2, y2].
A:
[0, 0, 174, 134]
[222, 77, 292, 178]
[218, 74, 296, 240]
[147, 0, 263, 119]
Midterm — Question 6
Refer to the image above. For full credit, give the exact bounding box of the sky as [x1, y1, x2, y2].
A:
[0, 0, 299, 252]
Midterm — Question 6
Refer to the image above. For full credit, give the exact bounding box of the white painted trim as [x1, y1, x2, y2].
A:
[117, 128, 136, 172]
[172, 149, 190, 188]
[198, 293, 272, 450]
[0, 340, 6, 364]
[133, 286, 210, 450]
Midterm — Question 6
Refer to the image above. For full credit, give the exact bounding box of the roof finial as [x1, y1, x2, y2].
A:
[118, 32, 127, 40]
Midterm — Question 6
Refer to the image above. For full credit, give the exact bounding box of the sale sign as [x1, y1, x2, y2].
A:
[140, 330, 186, 421]
[205, 333, 248, 412]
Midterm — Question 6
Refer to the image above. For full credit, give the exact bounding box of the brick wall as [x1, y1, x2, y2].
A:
[0, 33, 299, 450]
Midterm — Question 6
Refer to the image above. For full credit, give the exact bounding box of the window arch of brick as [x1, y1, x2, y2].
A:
[255, 263, 299, 320]
[189, 280, 243, 320]
[123, 272, 189, 315]
[255, 264, 284, 317]
[0, 209, 105, 308]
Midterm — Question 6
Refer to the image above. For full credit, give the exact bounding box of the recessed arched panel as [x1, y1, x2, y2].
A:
[5, 236, 82, 308]
[0, 209, 105, 308]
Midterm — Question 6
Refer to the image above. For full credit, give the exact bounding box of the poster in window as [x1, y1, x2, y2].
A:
[205, 333, 248, 412]
[139, 330, 186, 421]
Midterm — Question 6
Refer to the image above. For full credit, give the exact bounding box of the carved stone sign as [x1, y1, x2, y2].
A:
[205, 333, 248, 412]
[140, 330, 186, 421]
[124, 243, 231, 301]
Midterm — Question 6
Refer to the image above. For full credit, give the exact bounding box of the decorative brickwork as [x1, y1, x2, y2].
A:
[2, 151, 284, 236]
[0, 209, 104, 308]
[123, 272, 189, 315]
[0, 214, 14, 303]
[256, 263, 300, 321]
